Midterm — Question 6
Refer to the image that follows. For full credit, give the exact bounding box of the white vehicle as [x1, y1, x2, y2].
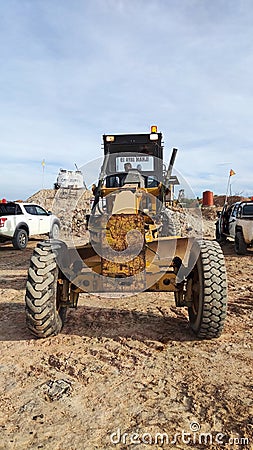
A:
[216, 201, 253, 254]
[0, 202, 60, 250]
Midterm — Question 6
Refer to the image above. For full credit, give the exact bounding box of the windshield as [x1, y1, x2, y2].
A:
[115, 155, 154, 172]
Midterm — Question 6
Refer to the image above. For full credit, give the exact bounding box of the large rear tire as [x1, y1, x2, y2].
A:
[25, 240, 67, 338]
[187, 240, 227, 339]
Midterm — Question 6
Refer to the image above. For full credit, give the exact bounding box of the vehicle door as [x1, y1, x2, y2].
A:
[228, 204, 239, 238]
[23, 205, 41, 235]
[34, 205, 51, 234]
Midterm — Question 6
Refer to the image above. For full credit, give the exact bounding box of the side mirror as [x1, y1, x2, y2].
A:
[47, 210, 52, 215]
[217, 211, 221, 218]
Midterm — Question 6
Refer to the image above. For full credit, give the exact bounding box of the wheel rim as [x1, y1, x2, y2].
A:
[188, 256, 203, 326]
[56, 279, 63, 312]
[19, 232, 26, 247]
[53, 224, 60, 239]
[56, 275, 69, 318]
[191, 265, 200, 317]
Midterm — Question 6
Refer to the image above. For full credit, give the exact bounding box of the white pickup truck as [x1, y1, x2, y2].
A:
[0, 202, 60, 250]
[216, 201, 253, 254]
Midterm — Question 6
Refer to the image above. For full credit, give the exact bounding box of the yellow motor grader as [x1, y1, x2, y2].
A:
[25, 126, 227, 339]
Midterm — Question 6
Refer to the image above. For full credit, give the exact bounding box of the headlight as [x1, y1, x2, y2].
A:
[105, 135, 115, 142]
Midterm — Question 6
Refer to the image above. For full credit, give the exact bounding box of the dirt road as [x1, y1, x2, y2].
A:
[0, 237, 252, 450]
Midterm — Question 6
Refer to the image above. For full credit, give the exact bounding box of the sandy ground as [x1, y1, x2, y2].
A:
[0, 227, 252, 449]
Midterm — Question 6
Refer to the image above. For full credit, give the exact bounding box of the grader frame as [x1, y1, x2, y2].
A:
[25, 127, 227, 339]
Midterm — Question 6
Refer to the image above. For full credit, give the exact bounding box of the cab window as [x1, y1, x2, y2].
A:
[231, 204, 239, 217]
[35, 206, 48, 215]
[24, 205, 48, 215]
[24, 205, 37, 215]
[242, 204, 253, 216]
[146, 176, 158, 188]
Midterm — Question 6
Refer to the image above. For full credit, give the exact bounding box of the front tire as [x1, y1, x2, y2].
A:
[187, 240, 227, 339]
[12, 229, 28, 250]
[235, 231, 247, 255]
[25, 240, 67, 338]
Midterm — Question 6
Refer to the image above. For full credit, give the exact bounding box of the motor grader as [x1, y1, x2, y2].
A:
[25, 126, 227, 339]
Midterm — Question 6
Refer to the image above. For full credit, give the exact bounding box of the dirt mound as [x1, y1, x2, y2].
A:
[27, 189, 92, 211]
[213, 195, 251, 207]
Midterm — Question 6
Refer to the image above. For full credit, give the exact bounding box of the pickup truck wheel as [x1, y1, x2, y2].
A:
[50, 222, 60, 239]
[215, 222, 226, 243]
[187, 240, 227, 339]
[25, 241, 67, 338]
[12, 229, 28, 250]
[235, 231, 247, 255]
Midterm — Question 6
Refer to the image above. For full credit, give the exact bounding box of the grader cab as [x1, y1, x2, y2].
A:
[25, 127, 227, 339]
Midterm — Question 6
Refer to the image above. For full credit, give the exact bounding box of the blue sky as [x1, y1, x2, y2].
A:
[0, 0, 252, 200]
